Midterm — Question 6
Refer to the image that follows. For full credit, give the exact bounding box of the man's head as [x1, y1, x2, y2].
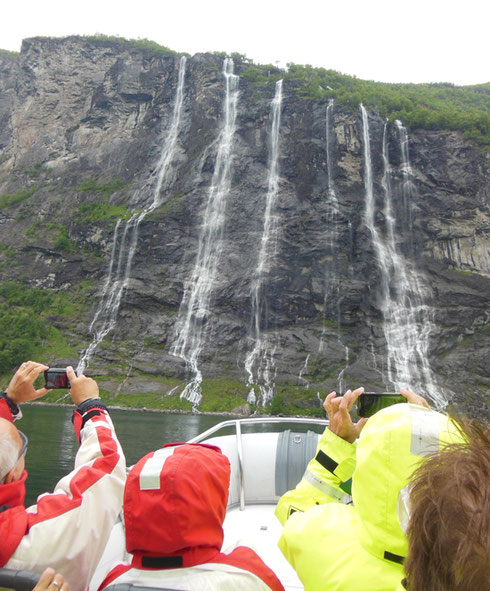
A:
[404, 418, 490, 591]
[0, 417, 26, 483]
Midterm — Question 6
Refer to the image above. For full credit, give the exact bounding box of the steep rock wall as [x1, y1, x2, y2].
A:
[0, 37, 488, 417]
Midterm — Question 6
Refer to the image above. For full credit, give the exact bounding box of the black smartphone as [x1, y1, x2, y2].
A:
[44, 368, 76, 389]
[358, 393, 406, 417]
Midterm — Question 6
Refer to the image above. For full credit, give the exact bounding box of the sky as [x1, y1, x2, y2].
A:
[2, 0, 489, 86]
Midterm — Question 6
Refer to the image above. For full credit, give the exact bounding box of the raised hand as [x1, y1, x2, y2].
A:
[400, 387, 430, 408]
[5, 361, 50, 405]
[324, 387, 368, 443]
[67, 366, 100, 407]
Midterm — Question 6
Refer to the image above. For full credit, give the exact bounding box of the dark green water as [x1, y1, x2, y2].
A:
[20, 405, 226, 507]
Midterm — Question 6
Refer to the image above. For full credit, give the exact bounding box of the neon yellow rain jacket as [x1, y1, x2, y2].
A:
[275, 403, 464, 591]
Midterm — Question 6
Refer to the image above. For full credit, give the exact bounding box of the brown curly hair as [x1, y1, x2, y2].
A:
[404, 418, 490, 591]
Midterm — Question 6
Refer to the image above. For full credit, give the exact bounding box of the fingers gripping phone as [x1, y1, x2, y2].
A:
[44, 368, 77, 389]
[358, 393, 406, 417]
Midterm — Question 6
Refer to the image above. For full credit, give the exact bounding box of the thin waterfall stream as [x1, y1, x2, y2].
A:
[318, 100, 349, 391]
[245, 79, 283, 406]
[171, 58, 239, 406]
[77, 56, 187, 375]
[360, 105, 445, 407]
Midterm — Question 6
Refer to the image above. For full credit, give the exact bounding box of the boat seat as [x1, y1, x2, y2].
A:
[204, 429, 320, 508]
[275, 429, 319, 496]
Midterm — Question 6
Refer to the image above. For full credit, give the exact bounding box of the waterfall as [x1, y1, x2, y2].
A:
[318, 100, 349, 389]
[319, 99, 338, 353]
[245, 79, 283, 406]
[325, 99, 338, 204]
[77, 56, 187, 374]
[360, 105, 445, 407]
[171, 58, 239, 406]
[298, 354, 310, 388]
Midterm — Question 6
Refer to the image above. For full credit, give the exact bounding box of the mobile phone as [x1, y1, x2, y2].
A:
[358, 393, 406, 417]
[44, 368, 76, 389]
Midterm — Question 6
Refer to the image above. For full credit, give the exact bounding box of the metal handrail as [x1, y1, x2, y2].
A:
[188, 417, 328, 511]
[235, 420, 245, 510]
[187, 416, 328, 443]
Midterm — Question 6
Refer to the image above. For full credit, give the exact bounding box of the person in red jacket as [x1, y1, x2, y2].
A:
[0, 361, 126, 591]
[98, 442, 284, 591]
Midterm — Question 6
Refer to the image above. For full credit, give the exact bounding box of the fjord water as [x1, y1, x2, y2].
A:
[245, 80, 284, 406]
[77, 56, 187, 375]
[171, 58, 240, 406]
[21, 404, 225, 507]
[360, 105, 445, 407]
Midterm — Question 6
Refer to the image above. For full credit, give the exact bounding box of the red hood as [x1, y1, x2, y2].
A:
[124, 443, 230, 565]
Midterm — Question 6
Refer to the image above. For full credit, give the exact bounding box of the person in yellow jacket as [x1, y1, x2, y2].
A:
[275, 387, 465, 591]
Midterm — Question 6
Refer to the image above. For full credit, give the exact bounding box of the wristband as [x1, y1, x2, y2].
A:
[0, 391, 21, 416]
[76, 397, 108, 414]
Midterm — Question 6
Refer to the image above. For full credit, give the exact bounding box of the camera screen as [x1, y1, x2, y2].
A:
[44, 369, 70, 389]
[358, 394, 406, 417]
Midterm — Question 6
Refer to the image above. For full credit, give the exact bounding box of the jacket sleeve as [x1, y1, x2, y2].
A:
[275, 426, 356, 525]
[6, 404, 126, 591]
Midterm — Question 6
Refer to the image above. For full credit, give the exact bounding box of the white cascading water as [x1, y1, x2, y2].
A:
[298, 354, 310, 388]
[318, 99, 337, 353]
[360, 105, 445, 407]
[171, 58, 239, 406]
[318, 100, 350, 391]
[245, 79, 283, 406]
[77, 56, 187, 374]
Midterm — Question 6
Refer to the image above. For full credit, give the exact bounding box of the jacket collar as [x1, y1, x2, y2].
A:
[0, 470, 27, 510]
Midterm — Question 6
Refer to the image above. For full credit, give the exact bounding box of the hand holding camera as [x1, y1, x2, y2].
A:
[6, 361, 50, 405]
[324, 387, 368, 443]
[66, 366, 99, 407]
[44, 366, 99, 407]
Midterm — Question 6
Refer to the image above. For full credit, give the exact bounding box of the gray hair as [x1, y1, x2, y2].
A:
[0, 435, 20, 483]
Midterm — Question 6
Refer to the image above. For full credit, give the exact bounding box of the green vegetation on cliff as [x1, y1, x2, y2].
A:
[0, 186, 40, 209]
[76, 177, 132, 223]
[3, 35, 487, 144]
[241, 63, 490, 146]
[0, 49, 19, 60]
[54, 35, 180, 58]
[0, 281, 90, 375]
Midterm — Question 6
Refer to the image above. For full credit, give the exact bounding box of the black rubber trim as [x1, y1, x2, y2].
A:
[384, 550, 405, 565]
[141, 556, 184, 569]
[315, 449, 338, 474]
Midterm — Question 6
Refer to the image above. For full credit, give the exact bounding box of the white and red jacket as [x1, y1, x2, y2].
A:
[98, 443, 284, 591]
[0, 396, 126, 591]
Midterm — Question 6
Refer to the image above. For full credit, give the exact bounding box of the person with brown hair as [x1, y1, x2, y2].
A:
[402, 418, 490, 591]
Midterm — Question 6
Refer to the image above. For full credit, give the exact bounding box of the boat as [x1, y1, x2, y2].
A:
[0, 416, 328, 591]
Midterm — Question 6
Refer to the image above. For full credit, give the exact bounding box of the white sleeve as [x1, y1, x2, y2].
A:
[6, 410, 126, 591]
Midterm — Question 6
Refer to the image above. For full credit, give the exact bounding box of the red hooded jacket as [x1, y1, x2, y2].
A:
[99, 443, 284, 591]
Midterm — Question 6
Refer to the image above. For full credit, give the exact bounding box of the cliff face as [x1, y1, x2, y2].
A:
[0, 37, 488, 417]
